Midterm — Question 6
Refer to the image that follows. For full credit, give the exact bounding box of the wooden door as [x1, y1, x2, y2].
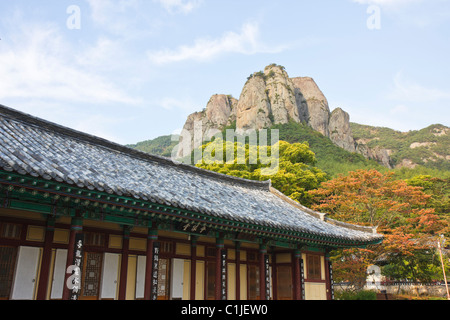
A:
[0, 246, 17, 300]
[135, 255, 146, 299]
[157, 258, 170, 300]
[248, 265, 260, 300]
[171, 258, 184, 300]
[10, 246, 41, 300]
[100, 253, 120, 300]
[50, 249, 68, 300]
[80, 252, 103, 300]
[195, 260, 205, 300]
[276, 265, 293, 300]
[206, 261, 216, 300]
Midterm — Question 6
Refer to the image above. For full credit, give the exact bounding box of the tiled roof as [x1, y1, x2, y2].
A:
[0, 104, 383, 245]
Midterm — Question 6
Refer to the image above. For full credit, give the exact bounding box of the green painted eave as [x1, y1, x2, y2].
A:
[0, 170, 382, 249]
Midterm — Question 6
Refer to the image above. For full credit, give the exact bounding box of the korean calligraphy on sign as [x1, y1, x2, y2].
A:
[299, 258, 306, 300]
[221, 249, 227, 300]
[151, 242, 161, 301]
[264, 255, 270, 300]
[67, 233, 84, 300]
[176, 222, 209, 235]
[328, 260, 335, 300]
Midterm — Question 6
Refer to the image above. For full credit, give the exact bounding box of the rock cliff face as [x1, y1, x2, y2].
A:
[176, 94, 237, 158]
[291, 76, 330, 137]
[235, 73, 272, 132]
[328, 108, 356, 153]
[176, 64, 393, 167]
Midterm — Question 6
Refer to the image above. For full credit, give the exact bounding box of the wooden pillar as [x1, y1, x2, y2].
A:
[235, 242, 241, 300]
[62, 215, 83, 300]
[36, 217, 55, 300]
[293, 249, 302, 300]
[144, 224, 158, 300]
[259, 243, 267, 301]
[118, 226, 131, 300]
[215, 235, 224, 300]
[190, 236, 198, 300]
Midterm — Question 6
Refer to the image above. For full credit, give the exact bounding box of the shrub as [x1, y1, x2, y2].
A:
[336, 290, 377, 300]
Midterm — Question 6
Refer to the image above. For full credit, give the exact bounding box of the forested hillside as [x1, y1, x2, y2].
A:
[127, 121, 449, 180]
[127, 134, 179, 158]
[351, 123, 450, 172]
[127, 121, 449, 285]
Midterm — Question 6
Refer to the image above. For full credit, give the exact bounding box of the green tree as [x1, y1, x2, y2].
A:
[407, 175, 450, 216]
[196, 139, 327, 206]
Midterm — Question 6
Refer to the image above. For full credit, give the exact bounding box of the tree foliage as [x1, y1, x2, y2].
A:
[309, 169, 450, 283]
[195, 138, 327, 205]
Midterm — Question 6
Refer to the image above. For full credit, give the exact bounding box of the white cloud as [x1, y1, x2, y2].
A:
[388, 72, 450, 103]
[0, 18, 140, 108]
[154, 0, 203, 14]
[147, 22, 287, 64]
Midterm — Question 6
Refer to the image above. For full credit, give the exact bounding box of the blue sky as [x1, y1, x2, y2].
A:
[0, 0, 449, 145]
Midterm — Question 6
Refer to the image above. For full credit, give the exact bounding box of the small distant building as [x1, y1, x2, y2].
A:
[0, 104, 383, 300]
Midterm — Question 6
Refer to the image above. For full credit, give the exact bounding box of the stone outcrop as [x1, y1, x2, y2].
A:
[236, 64, 305, 131]
[176, 94, 237, 158]
[263, 64, 303, 125]
[328, 108, 356, 153]
[356, 143, 393, 168]
[235, 73, 272, 132]
[176, 64, 393, 167]
[291, 77, 330, 137]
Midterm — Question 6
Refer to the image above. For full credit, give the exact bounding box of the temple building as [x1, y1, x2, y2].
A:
[0, 104, 383, 300]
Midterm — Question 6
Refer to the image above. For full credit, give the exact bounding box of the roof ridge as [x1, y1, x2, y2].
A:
[0, 104, 271, 190]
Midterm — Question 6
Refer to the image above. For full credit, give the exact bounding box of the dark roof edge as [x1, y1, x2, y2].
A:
[324, 218, 382, 238]
[0, 104, 271, 190]
[269, 186, 382, 238]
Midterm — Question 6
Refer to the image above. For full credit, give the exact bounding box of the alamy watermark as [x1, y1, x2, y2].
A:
[367, 5, 381, 30]
[171, 121, 280, 176]
[66, 5, 81, 30]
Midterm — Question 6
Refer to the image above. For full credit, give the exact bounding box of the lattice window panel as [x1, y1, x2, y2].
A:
[157, 258, 169, 298]
[82, 252, 103, 297]
[0, 246, 17, 298]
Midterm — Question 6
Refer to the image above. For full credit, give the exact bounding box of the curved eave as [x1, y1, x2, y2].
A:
[0, 170, 383, 249]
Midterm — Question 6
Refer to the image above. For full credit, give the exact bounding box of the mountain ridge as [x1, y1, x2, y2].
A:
[128, 64, 449, 173]
[175, 63, 395, 168]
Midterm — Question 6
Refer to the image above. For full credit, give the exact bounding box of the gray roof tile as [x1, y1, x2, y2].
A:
[0, 104, 383, 244]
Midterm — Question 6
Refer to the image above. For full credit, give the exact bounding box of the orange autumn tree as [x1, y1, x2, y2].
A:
[309, 169, 448, 288]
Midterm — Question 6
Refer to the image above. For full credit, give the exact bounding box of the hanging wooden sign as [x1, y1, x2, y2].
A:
[68, 233, 84, 300]
[220, 249, 227, 300]
[174, 221, 209, 235]
[151, 242, 161, 301]
[299, 258, 305, 300]
[328, 260, 335, 300]
[264, 254, 270, 300]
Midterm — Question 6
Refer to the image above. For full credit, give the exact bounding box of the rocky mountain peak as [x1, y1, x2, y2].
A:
[176, 94, 237, 158]
[176, 64, 394, 167]
[205, 94, 238, 127]
[291, 77, 330, 137]
[328, 108, 357, 153]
